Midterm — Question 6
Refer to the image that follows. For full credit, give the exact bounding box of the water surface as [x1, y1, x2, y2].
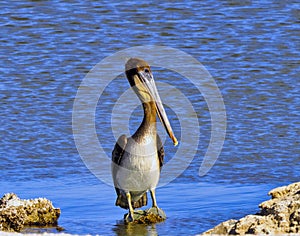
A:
[1, 1, 299, 235]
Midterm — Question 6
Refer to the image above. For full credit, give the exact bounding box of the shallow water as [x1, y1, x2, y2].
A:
[1, 1, 299, 235]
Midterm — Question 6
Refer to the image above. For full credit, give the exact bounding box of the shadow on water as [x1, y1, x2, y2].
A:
[113, 220, 159, 236]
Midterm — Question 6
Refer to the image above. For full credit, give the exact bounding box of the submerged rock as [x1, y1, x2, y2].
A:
[0, 193, 60, 232]
[202, 182, 300, 235]
[124, 207, 166, 224]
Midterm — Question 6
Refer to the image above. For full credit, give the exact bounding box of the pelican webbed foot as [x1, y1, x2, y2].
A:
[124, 212, 134, 223]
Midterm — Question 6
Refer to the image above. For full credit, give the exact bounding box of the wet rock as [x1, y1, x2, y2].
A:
[0, 193, 60, 232]
[202, 182, 300, 235]
[124, 207, 166, 224]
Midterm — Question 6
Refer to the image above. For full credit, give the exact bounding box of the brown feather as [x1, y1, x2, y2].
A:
[115, 192, 148, 209]
[157, 134, 164, 169]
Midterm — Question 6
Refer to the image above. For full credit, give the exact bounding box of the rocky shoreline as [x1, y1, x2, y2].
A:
[0, 193, 60, 232]
[1, 182, 299, 235]
[202, 182, 300, 235]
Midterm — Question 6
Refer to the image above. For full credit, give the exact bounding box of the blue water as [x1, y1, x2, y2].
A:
[1, 1, 299, 235]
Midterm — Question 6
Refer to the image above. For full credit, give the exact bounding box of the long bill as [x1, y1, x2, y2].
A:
[139, 71, 178, 146]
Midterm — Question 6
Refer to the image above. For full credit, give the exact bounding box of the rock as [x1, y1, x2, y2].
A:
[124, 207, 166, 224]
[0, 193, 60, 232]
[202, 182, 300, 235]
[203, 219, 237, 235]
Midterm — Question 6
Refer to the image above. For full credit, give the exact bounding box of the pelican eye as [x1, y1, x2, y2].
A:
[142, 67, 153, 82]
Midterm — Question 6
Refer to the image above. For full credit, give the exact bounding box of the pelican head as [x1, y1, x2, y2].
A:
[125, 58, 178, 146]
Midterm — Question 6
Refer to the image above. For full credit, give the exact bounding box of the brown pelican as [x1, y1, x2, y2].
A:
[112, 58, 178, 222]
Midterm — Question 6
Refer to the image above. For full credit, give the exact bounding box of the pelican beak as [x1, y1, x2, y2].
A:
[138, 70, 178, 146]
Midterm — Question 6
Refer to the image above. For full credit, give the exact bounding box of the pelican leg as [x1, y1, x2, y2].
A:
[150, 188, 158, 208]
[149, 188, 166, 219]
[125, 192, 134, 222]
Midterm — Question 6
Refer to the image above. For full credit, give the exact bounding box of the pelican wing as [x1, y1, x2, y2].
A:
[112, 134, 127, 166]
[112, 134, 127, 203]
[157, 134, 164, 169]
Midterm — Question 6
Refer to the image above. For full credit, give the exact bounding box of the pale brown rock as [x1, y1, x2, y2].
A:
[203, 219, 237, 235]
[0, 193, 60, 232]
[202, 182, 300, 235]
[124, 207, 166, 224]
